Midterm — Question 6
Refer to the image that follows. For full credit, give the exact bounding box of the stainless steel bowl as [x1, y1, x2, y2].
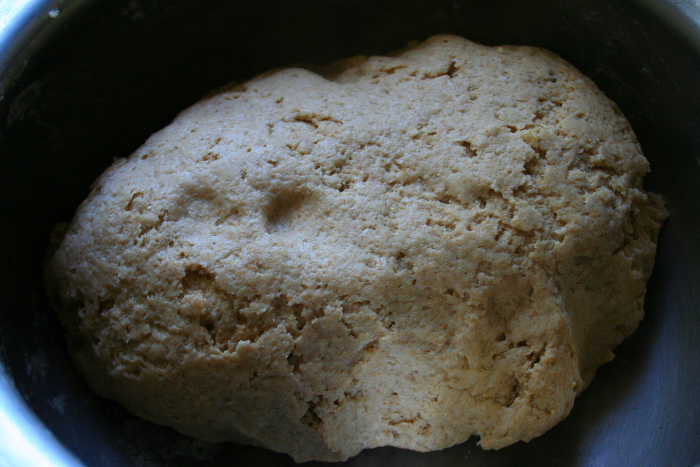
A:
[1, 0, 699, 465]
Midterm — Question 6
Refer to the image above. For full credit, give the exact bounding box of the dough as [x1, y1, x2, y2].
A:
[45, 35, 667, 462]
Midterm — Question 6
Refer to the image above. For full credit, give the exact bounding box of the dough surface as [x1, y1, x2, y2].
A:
[45, 35, 667, 462]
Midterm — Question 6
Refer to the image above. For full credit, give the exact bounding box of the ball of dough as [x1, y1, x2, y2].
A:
[45, 35, 667, 462]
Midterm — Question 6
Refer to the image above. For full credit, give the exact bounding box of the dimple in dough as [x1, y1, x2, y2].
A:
[45, 35, 667, 462]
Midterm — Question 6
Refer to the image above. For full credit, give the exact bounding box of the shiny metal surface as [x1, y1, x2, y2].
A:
[1, 3, 92, 466]
[0, 367, 82, 467]
[1, 1, 699, 466]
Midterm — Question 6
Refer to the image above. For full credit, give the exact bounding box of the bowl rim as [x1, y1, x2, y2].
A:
[0, 366, 84, 467]
[0, 2, 88, 467]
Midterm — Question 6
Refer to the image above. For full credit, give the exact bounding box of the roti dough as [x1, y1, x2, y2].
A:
[45, 35, 667, 462]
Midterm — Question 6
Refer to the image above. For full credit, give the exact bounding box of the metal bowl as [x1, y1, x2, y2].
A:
[1, 0, 699, 465]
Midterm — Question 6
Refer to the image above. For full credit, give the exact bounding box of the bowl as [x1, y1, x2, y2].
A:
[1, 0, 699, 465]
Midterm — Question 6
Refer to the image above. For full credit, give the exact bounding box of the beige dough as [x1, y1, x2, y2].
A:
[45, 35, 667, 462]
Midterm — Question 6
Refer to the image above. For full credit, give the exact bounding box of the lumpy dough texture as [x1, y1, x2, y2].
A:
[45, 35, 667, 462]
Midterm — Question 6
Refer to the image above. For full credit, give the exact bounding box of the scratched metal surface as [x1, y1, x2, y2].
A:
[0, 0, 699, 466]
